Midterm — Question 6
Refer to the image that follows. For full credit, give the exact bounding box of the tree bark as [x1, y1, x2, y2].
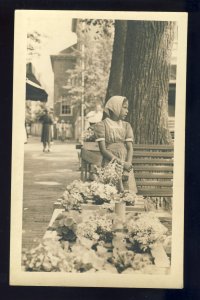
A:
[105, 20, 127, 101]
[106, 21, 175, 144]
[122, 21, 175, 144]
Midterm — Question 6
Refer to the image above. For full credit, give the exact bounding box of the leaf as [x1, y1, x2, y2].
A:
[79, 237, 94, 249]
[64, 217, 74, 227]
[42, 261, 52, 272]
[96, 245, 107, 256]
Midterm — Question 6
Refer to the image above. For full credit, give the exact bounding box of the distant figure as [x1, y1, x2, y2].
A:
[54, 117, 59, 139]
[25, 121, 31, 138]
[66, 121, 73, 140]
[39, 108, 54, 152]
[58, 120, 67, 142]
[85, 103, 103, 130]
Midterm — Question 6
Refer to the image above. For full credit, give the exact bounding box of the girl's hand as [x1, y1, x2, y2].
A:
[124, 162, 132, 172]
[122, 170, 129, 182]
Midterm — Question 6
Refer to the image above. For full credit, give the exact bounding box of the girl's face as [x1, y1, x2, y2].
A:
[119, 101, 129, 120]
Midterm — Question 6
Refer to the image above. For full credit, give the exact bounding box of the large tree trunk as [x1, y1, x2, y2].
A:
[106, 21, 175, 144]
[105, 20, 127, 101]
[122, 21, 175, 144]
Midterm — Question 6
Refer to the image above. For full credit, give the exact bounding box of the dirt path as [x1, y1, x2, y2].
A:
[22, 136, 80, 249]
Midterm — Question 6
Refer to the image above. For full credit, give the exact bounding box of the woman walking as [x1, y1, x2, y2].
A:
[39, 108, 54, 152]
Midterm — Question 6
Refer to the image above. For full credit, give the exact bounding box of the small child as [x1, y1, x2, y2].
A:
[94, 96, 137, 193]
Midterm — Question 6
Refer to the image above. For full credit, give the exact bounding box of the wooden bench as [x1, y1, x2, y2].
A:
[81, 142, 174, 200]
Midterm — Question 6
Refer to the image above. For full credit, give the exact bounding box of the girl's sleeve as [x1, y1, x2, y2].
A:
[125, 122, 134, 142]
[94, 121, 105, 142]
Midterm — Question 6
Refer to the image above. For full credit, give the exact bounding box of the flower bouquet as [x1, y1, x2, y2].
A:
[52, 211, 82, 243]
[22, 234, 75, 272]
[76, 211, 114, 245]
[90, 181, 118, 205]
[108, 249, 153, 273]
[125, 212, 168, 252]
[60, 180, 118, 209]
[83, 127, 95, 142]
[94, 159, 124, 186]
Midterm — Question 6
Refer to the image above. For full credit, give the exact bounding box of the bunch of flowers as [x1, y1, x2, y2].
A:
[76, 218, 99, 241]
[22, 236, 106, 273]
[52, 211, 82, 243]
[65, 180, 91, 199]
[113, 190, 138, 206]
[83, 127, 95, 142]
[61, 190, 84, 211]
[95, 213, 114, 243]
[61, 180, 118, 208]
[95, 160, 124, 186]
[126, 212, 168, 252]
[70, 239, 108, 272]
[76, 211, 114, 244]
[60, 180, 91, 210]
[109, 250, 153, 273]
[90, 181, 118, 204]
[22, 234, 75, 272]
[122, 192, 145, 206]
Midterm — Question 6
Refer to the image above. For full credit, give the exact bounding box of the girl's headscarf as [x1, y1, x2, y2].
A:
[104, 96, 127, 118]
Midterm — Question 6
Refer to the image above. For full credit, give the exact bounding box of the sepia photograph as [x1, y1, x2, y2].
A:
[10, 10, 187, 288]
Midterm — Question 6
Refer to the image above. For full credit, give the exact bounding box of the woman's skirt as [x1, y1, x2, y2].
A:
[41, 124, 52, 143]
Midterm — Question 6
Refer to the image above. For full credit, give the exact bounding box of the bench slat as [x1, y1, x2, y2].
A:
[136, 181, 173, 187]
[137, 189, 173, 197]
[135, 173, 173, 179]
[133, 144, 174, 150]
[133, 159, 173, 165]
[133, 151, 174, 158]
[134, 166, 173, 172]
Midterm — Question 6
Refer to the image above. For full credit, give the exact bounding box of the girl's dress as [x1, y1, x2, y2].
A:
[94, 118, 137, 193]
[40, 115, 53, 143]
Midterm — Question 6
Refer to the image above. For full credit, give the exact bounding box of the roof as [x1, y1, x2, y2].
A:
[50, 44, 78, 71]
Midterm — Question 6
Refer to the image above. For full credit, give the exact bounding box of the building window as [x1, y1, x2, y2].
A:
[60, 95, 72, 116]
[61, 104, 71, 115]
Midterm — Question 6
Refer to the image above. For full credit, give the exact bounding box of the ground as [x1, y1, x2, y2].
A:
[22, 136, 80, 250]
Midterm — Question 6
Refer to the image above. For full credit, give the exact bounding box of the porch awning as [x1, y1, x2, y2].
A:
[26, 62, 48, 102]
[26, 78, 48, 101]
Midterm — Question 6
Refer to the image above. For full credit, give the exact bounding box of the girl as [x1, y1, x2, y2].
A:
[94, 96, 137, 193]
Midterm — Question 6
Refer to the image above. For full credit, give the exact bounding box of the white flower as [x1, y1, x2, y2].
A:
[126, 212, 168, 251]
